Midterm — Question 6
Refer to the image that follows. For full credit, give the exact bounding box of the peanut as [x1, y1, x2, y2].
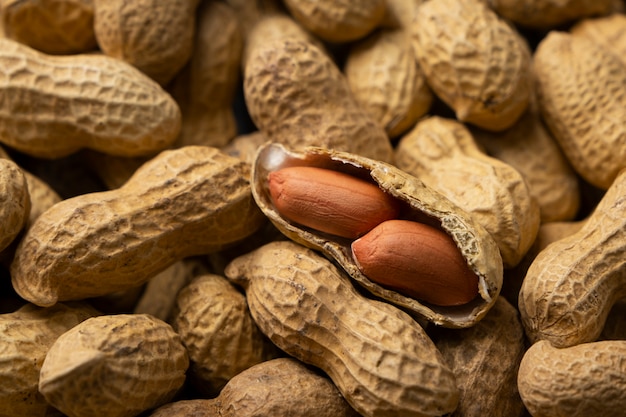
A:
[221, 130, 269, 164]
[0, 38, 181, 159]
[485, 0, 615, 29]
[243, 34, 394, 163]
[11, 146, 265, 306]
[0, 158, 30, 253]
[93, 0, 199, 86]
[432, 297, 526, 417]
[518, 340, 626, 417]
[268, 166, 400, 239]
[39, 314, 189, 417]
[2, 0, 97, 54]
[352, 219, 480, 306]
[172, 273, 276, 396]
[149, 358, 360, 417]
[395, 116, 540, 268]
[170, 0, 243, 148]
[518, 168, 626, 347]
[533, 30, 626, 189]
[225, 240, 460, 417]
[282, 0, 386, 43]
[571, 13, 626, 66]
[411, 0, 531, 131]
[253, 142, 502, 328]
[344, 28, 433, 138]
[0, 302, 98, 417]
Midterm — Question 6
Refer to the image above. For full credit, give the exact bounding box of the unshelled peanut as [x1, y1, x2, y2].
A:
[411, 0, 531, 131]
[0, 158, 30, 252]
[533, 30, 626, 189]
[172, 273, 276, 396]
[1, 0, 97, 54]
[518, 340, 626, 417]
[225, 240, 460, 417]
[11, 146, 265, 306]
[39, 314, 189, 417]
[519, 168, 626, 347]
[0, 302, 98, 417]
[93, 0, 199, 85]
[0, 38, 181, 158]
[282, 0, 385, 43]
[149, 358, 360, 417]
[571, 13, 626, 66]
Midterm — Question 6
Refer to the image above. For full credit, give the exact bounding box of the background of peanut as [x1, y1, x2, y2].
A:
[1, 0, 625, 416]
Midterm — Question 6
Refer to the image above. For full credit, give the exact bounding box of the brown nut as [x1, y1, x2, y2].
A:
[352, 219, 480, 306]
[251, 142, 502, 328]
[267, 166, 400, 239]
[0, 158, 30, 252]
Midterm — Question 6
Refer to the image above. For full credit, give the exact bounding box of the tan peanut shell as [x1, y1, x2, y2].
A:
[485, 0, 615, 29]
[600, 298, 626, 341]
[282, 0, 385, 43]
[533, 30, 626, 189]
[0, 158, 30, 252]
[39, 314, 189, 417]
[380, 0, 425, 29]
[83, 151, 148, 189]
[11, 146, 265, 307]
[221, 131, 269, 165]
[471, 98, 580, 223]
[344, 28, 433, 138]
[225, 240, 460, 417]
[0, 38, 181, 159]
[149, 358, 360, 417]
[395, 116, 540, 269]
[0, 302, 98, 417]
[2, 0, 97, 54]
[225, 0, 282, 40]
[93, 0, 198, 86]
[518, 168, 626, 347]
[172, 273, 273, 396]
[518, 340, 626, 417]
[133, 258, 208, 322]
[171, 1, 243, 148]
[433, 297, 526, 417]
[251, 142, 502, 328]
[571, 13, 626, 67]
[411, 0, 531, 131]
[243, 36, 394, 163]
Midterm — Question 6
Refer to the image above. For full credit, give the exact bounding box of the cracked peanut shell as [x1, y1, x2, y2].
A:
[251, 142, 502, 328]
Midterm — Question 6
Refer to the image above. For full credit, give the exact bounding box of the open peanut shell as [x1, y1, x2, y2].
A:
[251, 142, 502, 328]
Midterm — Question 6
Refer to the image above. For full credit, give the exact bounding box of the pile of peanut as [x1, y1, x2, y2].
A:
[1, 0, 625, 416]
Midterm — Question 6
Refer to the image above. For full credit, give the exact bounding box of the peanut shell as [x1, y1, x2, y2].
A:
[533, 30, 626, 189]
[486, 0, 615, 29]
[39, 314, 189, 417]
[93, 0, 198, 85]
[282, 0, 385, 43]
[251, 142, 502, 328]
[518, 340, 626, 417]
[172, 274, 273, 396]
[0, 38, 181, 159]
[411, 0, 531, 131]
[11, 146, 265, 307]
[243, 36, 394, 163]
[225, 240, 460, 417]
[2, 0, 97, 54]
[571, 13, 626, 66]
[0, 158, 30, 252]
[344, 28, 433, 138]
[0, 302, 98, 417]
[395, 116, 540, 269]
[433, 297, 526, 417]
[518, 168, 626, 347]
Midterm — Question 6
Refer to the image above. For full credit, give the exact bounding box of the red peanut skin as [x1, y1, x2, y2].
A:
[268, 166, 400, 239]
[352, 219, 479, 306]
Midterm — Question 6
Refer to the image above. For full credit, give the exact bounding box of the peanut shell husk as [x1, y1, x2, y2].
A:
[251, 142, 502, 328]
